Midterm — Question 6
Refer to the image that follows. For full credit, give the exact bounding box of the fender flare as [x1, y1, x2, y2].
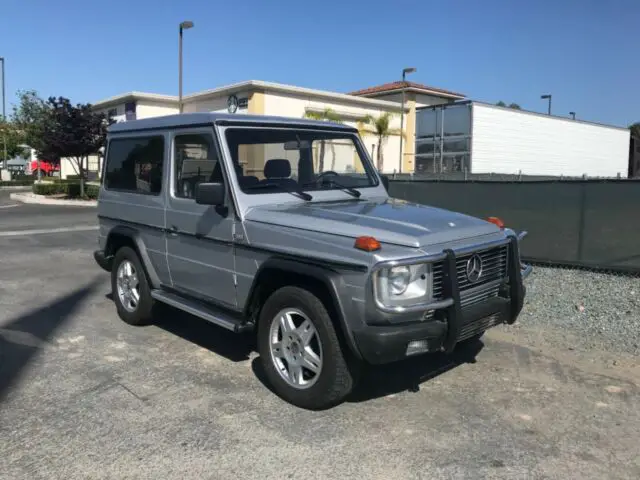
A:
[246, 257, 362, 360]
[105, 225, 162, 289]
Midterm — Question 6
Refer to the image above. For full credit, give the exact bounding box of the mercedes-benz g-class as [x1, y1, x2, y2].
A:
[94, 113, 531, 409]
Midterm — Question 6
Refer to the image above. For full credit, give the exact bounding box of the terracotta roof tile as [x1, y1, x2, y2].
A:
[349, 81, 465, 99]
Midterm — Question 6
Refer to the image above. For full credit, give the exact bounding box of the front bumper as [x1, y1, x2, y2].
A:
[353, 235, 529, 365]
[353, 296, 513, 364]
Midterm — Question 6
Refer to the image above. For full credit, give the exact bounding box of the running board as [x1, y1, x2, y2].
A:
[150, 290, 252, 333]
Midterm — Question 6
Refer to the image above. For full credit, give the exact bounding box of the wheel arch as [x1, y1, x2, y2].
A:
[245, 257, 362, 360]
[104, 225, 161, 288]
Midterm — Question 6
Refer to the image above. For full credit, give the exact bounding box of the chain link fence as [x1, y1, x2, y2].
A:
[388, 176, 640, 276]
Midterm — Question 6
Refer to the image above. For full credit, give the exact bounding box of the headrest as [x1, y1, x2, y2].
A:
[264, 159, 291, 178]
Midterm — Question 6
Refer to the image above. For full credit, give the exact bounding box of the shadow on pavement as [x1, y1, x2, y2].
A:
[250, 338, 484, 405]
[152, 304, 255, 363]
[0, 279, 102, 403]
[347, 339, 484, 402]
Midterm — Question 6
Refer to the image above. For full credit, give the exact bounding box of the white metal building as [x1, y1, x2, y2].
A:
[415, 101, 631, 178]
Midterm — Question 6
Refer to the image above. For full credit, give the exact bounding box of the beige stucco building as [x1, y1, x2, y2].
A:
[74, 80, 463, 179]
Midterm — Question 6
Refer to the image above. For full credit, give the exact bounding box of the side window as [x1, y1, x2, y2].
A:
[174, 133, 221, 199]
[105, 136, 164, 195]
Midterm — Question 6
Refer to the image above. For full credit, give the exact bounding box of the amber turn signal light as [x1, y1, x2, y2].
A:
[487, 216, 505, 229]
[354, 236, 381, 252]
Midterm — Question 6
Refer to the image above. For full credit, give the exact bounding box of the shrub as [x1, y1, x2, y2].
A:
[32, 181, 99, 199]
[0, 178, 35, 187]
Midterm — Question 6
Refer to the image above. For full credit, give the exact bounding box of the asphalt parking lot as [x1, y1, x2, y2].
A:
[1, 190, 639, 480]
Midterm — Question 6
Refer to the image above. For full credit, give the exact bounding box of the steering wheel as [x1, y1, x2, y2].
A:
[316, 171, 339, 182]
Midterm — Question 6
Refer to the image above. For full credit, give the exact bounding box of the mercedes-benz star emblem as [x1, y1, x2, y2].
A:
[466, 254, 483, 283]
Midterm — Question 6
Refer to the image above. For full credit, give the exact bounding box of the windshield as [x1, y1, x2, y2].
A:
[224, 127, 378, 195]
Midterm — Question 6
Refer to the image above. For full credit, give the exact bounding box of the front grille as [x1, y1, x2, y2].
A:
[456, 245, 508, 291]
[432, 245, 508, 301]
[460, 284, 501, 309]
[458, 313, 503, 341]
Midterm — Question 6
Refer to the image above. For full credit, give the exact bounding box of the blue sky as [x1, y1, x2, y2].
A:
[1, 0, 638, 127]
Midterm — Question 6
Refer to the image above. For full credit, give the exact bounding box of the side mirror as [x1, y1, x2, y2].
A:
[380, 174, 390, 191]
[195, 182, 225, 205]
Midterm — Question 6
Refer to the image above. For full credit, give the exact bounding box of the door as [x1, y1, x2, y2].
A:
[165, 128, 237, 308]
[102, 133, 171, 285]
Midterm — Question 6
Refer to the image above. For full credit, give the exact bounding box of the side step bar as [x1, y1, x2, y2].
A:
[150, 290, 253, 333]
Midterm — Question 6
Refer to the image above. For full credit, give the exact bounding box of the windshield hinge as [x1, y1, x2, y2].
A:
[232, 222, 244, 242]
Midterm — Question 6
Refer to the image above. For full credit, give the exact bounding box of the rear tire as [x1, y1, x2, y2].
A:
[111, 246, 154, 326]
[258, 286, 354, 410]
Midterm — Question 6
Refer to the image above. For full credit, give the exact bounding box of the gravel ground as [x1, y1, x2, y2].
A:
[510, 266, 640, 356]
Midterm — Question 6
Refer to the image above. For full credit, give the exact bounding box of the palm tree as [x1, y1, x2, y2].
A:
[358, 112, 402, 172]
[303, 108, 343, 171]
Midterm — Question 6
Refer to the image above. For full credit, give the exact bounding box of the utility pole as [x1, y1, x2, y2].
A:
[541, 94, 552, 115]
[1, 57, 7, 170]
[178, 21, 194, 114]
[399, 67, 416, 174]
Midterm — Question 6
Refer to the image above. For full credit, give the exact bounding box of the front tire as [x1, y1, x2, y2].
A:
[111, 246, 154, 326]
[258, 286, 354, 410]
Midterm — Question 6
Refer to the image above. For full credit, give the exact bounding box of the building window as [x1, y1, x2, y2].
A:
[105, 136, 164, 194]
[125, 101, 137, 121]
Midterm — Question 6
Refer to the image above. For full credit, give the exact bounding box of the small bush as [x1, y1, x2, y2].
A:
[0, 178, 35, 187]
[33, 181, 99, 199]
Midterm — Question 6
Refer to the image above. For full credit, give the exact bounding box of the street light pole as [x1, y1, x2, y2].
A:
[541, 94, 552, 115]
[569, 111, 576, 120]
[178, 21, 194, 114]
[1, 57, 6, 170]
[399, 66, 416, 174]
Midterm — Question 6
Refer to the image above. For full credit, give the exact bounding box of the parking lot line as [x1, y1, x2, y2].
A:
[0, 204, 20, 209]
[0, 225, 99, 237]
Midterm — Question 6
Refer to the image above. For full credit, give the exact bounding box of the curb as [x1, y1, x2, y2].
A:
[10, 192, 97, 207]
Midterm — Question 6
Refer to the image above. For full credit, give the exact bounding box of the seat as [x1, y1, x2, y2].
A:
[262, 159, 298, 188]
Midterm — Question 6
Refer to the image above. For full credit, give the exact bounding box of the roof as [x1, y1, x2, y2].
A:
[349, 81, 465, 99]
[92, 91, 178, 109]
[107, 112, 357, 133]
[94, 80, 410, 112]
[416, 100, 630, 132]
[183, 80, 410, 110]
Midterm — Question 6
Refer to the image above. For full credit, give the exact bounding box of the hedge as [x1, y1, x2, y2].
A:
[0, 178, 35, 187]
[33, 182, 99, 199]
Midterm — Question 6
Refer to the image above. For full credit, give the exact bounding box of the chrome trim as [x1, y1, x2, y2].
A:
[371, 236, 511, 313]
[371, 236, 510, 273]
[460, 278, 505, 299]
[371, 251, 447, 272]
[453, 236, 510, 257]
[374, 297, 454, 314]
[521, 264, 533, 279]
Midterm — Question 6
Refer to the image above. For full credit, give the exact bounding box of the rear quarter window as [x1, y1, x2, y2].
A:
[104, 136, 165, 195]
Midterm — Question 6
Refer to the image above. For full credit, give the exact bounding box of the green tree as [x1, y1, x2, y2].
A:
[11, 90, 52, 179]
[358, 112, 402, 171]
[496, 100, 521, 110]
[39, 97, 107, 197]
[0, 120, 28, 162]
[630, 122, 640, 139]
[303, 108, 343, 171]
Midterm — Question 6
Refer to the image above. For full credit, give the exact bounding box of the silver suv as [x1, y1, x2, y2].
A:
[94, 113, 531, 409]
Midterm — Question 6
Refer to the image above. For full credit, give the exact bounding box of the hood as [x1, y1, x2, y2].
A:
[245, 197, 500, 248]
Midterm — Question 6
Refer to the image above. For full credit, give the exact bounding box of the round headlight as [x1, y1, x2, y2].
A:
[388, 266, 411, 295]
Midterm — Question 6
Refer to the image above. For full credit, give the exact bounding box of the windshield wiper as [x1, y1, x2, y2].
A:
[303, 179, 361, 198]
[244, 182, 312, 201]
